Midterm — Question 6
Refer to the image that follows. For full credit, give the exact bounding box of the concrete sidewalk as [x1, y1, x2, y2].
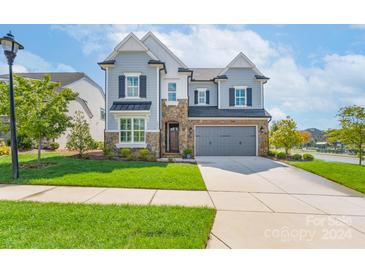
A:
[0, 184, 214, 208]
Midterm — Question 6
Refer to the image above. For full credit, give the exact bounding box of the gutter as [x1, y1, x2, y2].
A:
[158, 67, 164, 159]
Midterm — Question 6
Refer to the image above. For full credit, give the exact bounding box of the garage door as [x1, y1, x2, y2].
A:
[195, 126, 256, 156]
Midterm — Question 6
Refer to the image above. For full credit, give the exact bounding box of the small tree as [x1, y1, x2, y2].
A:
[0, 75, 77, 162]
[270, 117, 303, 156]
[66, 111, 94, 157]
[299, 131, 312, 147]
[335, 105, 365, 165]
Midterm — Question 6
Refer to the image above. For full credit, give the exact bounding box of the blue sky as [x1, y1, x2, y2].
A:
[1, 24, 365, 130]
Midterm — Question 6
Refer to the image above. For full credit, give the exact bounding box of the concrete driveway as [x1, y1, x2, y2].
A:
[197, 156, 365, 248]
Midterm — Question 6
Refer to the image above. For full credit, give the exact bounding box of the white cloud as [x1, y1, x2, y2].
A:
[55, 24, 365, 129]
[0, 50, 75, 75]
[268, 107, 287, 121]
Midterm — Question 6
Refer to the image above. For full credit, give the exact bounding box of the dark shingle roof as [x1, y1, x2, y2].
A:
[98, 60, 115, 65]
[190, 68, 223, 81]
[255, 75, 270, 80]
[0, 72, 87, 87]
[110, 101, 152, 111]
[188, 106, 271, 118]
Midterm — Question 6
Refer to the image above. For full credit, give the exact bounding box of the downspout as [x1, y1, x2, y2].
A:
[159, 67, 163, 159]
[103, 68, 107, 149]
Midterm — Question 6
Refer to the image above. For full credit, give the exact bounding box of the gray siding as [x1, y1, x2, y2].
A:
[219, 68, 262, 109]
[107, 52, 158, 131]
[188, 81, 218, 106]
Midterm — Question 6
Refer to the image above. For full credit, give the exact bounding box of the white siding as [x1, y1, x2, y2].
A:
[57, 78, 105, 148]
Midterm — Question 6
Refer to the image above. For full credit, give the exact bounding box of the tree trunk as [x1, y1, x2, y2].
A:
[359, 145, 363, 166]
[37, 137, 42, 163]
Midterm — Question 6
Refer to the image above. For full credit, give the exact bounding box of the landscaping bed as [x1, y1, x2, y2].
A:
[290, 160, 365, 194]
[0, 152, 206, 190]
[0, 201, 215, 248]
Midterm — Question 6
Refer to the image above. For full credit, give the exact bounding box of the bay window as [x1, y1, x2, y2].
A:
[120, 118, 145, 143]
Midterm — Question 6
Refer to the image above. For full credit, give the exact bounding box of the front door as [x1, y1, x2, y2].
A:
[169, 123, 179, 153]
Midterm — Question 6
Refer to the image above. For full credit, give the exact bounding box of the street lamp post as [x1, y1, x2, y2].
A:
[0, 32, 24, 179]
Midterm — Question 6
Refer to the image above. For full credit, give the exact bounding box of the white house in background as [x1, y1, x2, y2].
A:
[0, 72, 105, 148]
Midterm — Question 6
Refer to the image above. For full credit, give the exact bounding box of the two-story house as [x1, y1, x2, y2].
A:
[99, 32, 271, 157]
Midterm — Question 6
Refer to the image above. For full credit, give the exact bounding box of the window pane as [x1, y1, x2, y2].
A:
[168, 83, 176, 91]
[121, 131, 131, 142]
[168, 92, 176, 101]
[127, 87, 138, 97]
[235, 89, 244, 97]
[127, 76, 138, 87]
[133, 118, 145, 130]
[236, 98, 244, 106]
[133, 131, 145, 142]
[121, 118, 131, 130]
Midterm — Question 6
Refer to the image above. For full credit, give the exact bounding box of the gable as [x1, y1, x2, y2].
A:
[141, 32, 187, 73]
[119, 36, 148, 51]
[104, 32, 157, 62]
[229, 55, 253, 68]
[220, 52, 264, 76]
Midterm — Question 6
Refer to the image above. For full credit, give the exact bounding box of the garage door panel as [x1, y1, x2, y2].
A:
[196, 126, 256, 156]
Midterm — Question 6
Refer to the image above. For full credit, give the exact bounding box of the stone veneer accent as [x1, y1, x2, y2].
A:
[105, 132, 119, 153]
[187, 119, 269, 156]
[161, 99, 189, 157]
[146, 132, 160, 157]
[104, 131, 160, 156]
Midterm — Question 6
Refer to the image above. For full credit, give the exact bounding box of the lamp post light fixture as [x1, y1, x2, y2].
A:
[0, 32, 24, 179]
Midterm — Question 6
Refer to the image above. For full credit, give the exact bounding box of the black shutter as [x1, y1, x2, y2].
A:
[194, 90, 198, 104]
[247, 88, 252, 106]
[206, 90, 210, 104]
[139, 75, 147, 98]
[119, 75, 125, 98]
[229, 88, 235, 106]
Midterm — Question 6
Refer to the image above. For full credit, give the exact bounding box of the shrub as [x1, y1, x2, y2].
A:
[168, 157, 175, 163]
[120, 148, 131, 158]
[96, 141, 104, 150]
[0, 141, 10, 156]
[17, 135, 34, 150]
[276, 152, 287, 159]
[303, 153, 314, 161]
[90, 141, 104, 150]
[183, 148, 193, 158]
[138, 149, 150, 160]
[268, 150, 277, 157]
[66, 111, 94, 157]
[127, 152, 138, 161]
[48, 142, 60, 151]
[291, 154, 302, 161]
[103, 146, 113, 156]
[147, 154, 157, 162]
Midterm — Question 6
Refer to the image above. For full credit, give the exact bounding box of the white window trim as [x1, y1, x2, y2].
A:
[167, 82, 177, 102]
[118, 117, 147, 146]
[234, 86, 247, 107]
[197, 88, 207, 105]
[124, 72, 141, 98]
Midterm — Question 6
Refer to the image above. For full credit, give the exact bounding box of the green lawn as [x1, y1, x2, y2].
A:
[0, 152, 206, 190]
[0, 201, 215, 248]
[291, 160, 365, 193]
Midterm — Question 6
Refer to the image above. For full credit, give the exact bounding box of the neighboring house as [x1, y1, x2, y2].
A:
[0, 72, 105, 148]
[99, 32, 271, 157]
